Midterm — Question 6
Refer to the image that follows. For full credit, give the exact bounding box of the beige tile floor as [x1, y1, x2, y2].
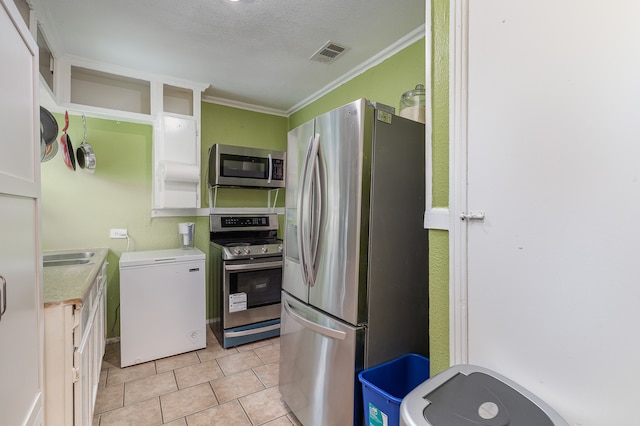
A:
[94, 327, 301, 426]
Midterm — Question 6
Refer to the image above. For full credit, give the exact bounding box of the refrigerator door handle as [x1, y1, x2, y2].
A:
[298, 133, 320, 288]
[283, 299, 346, 341]
[296, 135, 313, 286]
[305, 133, 321, 287]
[0, 275, 6, 322]
[297, 135, 312, 286]
[309, 151, 322, 276]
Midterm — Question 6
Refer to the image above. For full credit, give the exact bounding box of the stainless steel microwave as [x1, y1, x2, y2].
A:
[208, 144, 286, 188]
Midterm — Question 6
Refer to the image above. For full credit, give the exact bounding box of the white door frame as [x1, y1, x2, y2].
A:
[448, 0, 469, 366]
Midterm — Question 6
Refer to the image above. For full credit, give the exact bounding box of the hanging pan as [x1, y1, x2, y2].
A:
[60, 111, 76, 171]
[40, 130, 46, 162]
[40, 107, 58, 146]
[40, 107, 59, 163]
[76, 115, 96, 173]
[42, 138, 58, 162]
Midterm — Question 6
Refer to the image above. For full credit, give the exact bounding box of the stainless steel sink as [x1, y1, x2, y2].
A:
[44, 252, 96, 262]
[43, 251, 96, 267]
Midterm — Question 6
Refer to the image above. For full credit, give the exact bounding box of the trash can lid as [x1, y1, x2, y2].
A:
[400, 365, 569, 426]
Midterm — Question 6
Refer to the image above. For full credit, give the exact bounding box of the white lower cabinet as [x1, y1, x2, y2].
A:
[45, 261, 107, 425]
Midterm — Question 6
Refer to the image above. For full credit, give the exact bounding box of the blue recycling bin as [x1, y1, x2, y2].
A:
[358, 354, 430, 426]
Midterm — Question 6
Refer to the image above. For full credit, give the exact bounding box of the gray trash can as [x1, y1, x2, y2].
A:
[400, 364, 568, 426]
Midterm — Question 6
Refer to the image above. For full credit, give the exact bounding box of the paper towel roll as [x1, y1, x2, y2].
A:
[160, 161, 200, 183]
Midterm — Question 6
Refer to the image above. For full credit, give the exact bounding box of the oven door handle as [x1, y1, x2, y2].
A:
[225, 322, 280, 338]
[224, 260, 283, 272]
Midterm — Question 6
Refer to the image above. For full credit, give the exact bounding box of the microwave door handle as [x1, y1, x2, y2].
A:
[283, 299, 346, 341]
[267, 153, 273, 184]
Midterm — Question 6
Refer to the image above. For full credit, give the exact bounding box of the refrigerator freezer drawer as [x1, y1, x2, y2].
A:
[279, 292, 365, 426]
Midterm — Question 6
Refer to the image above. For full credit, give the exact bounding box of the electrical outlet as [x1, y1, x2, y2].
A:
[110, 229, 128, 239]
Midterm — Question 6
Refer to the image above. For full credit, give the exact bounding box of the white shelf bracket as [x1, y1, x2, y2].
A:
[268, 189, 280, 211]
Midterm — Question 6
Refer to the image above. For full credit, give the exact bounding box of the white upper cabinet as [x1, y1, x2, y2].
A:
[49, 54, 208, 213]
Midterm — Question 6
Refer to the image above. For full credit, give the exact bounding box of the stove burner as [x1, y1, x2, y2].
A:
[211, 239, 283, 260]
[210, 214, 282, 259]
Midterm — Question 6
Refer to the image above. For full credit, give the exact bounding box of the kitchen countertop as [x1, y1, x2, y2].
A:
[43, 248, 109, 308]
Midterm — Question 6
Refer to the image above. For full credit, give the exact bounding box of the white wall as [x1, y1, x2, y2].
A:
[453, 1, 640, 424]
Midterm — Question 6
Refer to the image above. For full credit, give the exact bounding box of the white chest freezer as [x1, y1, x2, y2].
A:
[119, 248, 206, 367]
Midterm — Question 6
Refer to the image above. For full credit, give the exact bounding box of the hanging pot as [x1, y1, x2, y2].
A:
[76, 114, 96, 173]
[40, 107, 58, 146]
[60, 111, 76, 171]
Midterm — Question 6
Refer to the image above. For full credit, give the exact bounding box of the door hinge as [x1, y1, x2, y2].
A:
[460, 211, 485, 221]
[72, 367, 80, 383]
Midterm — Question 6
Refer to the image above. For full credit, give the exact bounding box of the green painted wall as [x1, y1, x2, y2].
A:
[41, 24, 452, 374]
[430, 0, 450, 375]
[41, 105, 287, 338]
[200, 102, 288, 208]
[290, 38, 426, 128]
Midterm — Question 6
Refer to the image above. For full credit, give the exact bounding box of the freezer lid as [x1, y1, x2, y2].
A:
[119, 248, 205, 268]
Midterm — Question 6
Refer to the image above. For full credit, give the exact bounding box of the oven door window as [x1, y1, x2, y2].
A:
[229, 267, 282, 308]
[220, 154, 269, 179]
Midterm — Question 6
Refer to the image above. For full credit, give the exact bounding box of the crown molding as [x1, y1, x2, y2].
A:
[203, 25, 426, 118]
[287, 25, 426, 115]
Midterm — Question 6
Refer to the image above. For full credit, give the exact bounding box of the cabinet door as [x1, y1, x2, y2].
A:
[93, 280, 106, 403]
[74, 307, 94, 426]
[153, 114, 200, 208]
[0, 2, 36, 184]
[0, 196, 42, 425]
[74, 270, 107, 425]
[0, 1, 43, 424]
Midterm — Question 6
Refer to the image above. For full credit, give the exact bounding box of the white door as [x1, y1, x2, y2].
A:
[0, 0, 44, 424]
[453, 0, 640, 424]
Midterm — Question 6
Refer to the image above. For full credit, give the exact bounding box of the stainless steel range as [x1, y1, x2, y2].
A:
[209, 214, 283, 348]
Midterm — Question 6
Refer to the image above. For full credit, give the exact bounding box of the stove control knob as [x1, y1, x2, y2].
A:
[261, 246, 268, 253]
[233, 248, 242, 255]
[278, 244, 283, 252]
[243, 248, 250, 255]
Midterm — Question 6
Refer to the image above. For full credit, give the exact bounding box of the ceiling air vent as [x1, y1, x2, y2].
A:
[310, 41, 349, 64]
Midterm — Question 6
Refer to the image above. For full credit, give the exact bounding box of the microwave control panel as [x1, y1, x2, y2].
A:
[272, 159, 285, 180]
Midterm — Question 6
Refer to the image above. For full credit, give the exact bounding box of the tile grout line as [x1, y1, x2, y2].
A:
[95, 335, 281, 425]
[236, 396, 255, 426]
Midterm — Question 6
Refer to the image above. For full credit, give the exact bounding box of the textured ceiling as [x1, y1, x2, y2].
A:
[31, 0, 425, 114]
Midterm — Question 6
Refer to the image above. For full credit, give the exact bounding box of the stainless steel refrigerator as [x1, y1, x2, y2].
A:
[279, 99, 429, 426]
